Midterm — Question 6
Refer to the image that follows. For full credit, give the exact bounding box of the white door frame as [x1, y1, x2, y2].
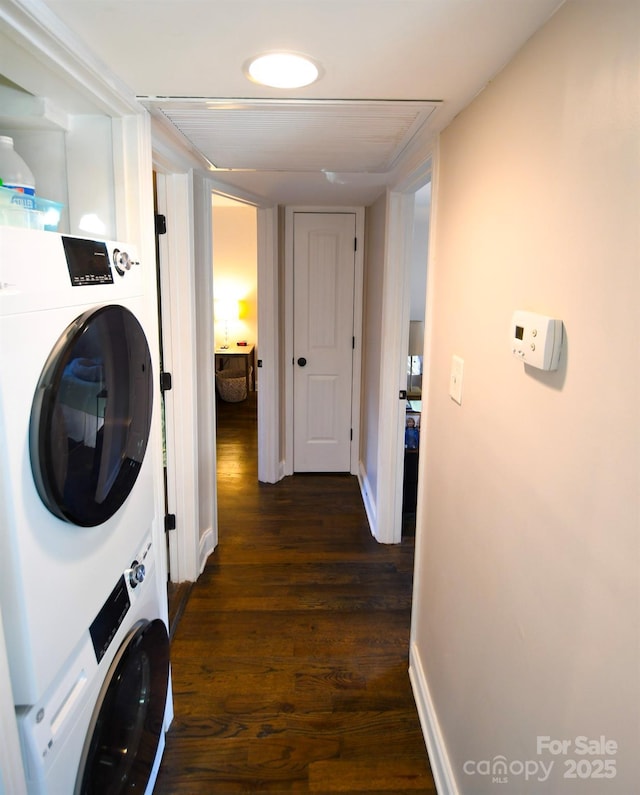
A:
[374, 190, 415, 544]
[376, 159, 433, 544]
[256, 205, 280, 484]
[284, 206, 365, 477]
[156, 171, 204, 582]
[157, 170, 280, 582]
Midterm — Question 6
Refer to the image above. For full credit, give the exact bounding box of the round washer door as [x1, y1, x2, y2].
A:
[75, 618, 170, 795]
[30, 304, 153, 526]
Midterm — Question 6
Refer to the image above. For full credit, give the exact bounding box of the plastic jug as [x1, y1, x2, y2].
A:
[0, 136, 35, 195]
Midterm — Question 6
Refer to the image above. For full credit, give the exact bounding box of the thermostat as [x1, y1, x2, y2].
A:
[511, 310, 563, 371]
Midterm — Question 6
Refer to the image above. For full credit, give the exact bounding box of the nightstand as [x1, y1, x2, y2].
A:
[215, 344, 255, 394]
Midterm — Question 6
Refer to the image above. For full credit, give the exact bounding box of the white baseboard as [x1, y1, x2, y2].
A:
[357, 463, 377, 540]
[409, 641, 459, 795]
[198, 526, 216, 575]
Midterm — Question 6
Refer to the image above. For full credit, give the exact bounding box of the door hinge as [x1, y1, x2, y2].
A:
[399, 389, 407, 400]
[352, 336, 355, 349]
[350, 428, 353, 441]
[160, 372, 172, 393]
[354, 237, 358, 252]
[164, 513, 176, 532]
[155, 213, 167, 236]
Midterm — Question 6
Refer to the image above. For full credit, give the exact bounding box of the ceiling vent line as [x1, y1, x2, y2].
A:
[141, 97, 441, 174]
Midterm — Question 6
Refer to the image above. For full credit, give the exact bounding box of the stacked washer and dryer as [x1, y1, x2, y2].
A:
[0, 227, 171, 794]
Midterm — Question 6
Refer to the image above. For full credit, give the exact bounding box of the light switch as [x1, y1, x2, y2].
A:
[449, 355, 464, 405]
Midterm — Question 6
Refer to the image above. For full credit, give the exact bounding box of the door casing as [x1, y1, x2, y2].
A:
[376, 157, 434, 544]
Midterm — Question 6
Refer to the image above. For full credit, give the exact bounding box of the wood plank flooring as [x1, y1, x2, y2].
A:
[154, 392, 435, 794]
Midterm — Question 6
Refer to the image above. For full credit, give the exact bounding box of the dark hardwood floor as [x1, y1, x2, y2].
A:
[154, 392, 435, 794]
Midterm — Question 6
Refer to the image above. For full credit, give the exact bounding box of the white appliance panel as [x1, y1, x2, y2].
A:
[17, 535, 169, 795]
[0, 227, 157, 705]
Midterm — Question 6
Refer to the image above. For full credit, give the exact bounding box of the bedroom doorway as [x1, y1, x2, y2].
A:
[402, 182, 431, 535]
[212, 194, 258, 407]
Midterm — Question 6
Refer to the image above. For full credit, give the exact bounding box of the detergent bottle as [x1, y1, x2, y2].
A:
[0, 136, 35, 195]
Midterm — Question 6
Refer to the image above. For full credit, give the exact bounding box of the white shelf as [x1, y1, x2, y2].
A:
[0, 83, 69, 131]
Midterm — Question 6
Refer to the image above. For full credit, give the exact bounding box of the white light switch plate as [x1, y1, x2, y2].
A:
[449, 355, 464, 405]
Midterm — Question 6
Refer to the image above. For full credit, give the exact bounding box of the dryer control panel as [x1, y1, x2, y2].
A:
[62, 236, 141, 286]
[63, 236, 113, 286]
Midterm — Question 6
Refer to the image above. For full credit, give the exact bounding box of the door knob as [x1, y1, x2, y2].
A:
[297, 357, 307, 367]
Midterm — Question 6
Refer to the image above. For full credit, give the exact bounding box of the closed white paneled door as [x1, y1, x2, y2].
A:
[293, 212, 356, 472]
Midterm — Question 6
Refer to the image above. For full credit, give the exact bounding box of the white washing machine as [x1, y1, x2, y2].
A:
[0, 226, 159, 707]
[16, 532, 170, 794]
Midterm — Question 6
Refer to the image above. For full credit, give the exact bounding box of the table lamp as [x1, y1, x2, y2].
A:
[215, 298, 239, 349]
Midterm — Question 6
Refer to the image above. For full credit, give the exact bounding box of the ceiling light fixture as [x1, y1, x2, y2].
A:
[244, 52, 321, 89]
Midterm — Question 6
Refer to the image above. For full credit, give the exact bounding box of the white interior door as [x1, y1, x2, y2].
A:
[293, 212, 356, 472]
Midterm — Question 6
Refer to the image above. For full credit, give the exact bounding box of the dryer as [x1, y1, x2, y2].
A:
[0, 227, 159, 706]
[16, 532, 170, 794]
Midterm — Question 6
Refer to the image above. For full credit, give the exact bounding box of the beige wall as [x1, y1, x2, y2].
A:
[212, 202, 258, 351]
[412, 1, 639, 792]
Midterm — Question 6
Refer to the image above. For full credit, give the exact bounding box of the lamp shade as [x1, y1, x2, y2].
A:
[215, 298, 239, 322]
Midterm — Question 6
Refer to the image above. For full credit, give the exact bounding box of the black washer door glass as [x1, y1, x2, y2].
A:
[76, 618, 170, 795]
[30, 305, 153, 527]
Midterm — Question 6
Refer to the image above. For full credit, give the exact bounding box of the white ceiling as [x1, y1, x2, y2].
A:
[43, 0, 564, 205]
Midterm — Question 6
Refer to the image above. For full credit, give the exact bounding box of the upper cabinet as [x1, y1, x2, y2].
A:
[0, 1, 152, 243]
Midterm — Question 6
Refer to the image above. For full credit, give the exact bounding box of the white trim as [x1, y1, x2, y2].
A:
[409, 641, 459, 795]
[257, 206, 281, 483]
[357, 463, 377, 540]
[375, 191, 415, 544]
[198, 527, 216, 575]
[112, 113, 154, 243]
[350, 209, 365, 477]
[410, 146, 440, 645]
[193, 172, 217, 565]
[284, 210, 294, 475]
[374, 159, 434, 544]
[156, 172, 201, 582]
[0, 0, 142, 115]
[284, 206, 364, 476]
[408, 145, 444, 792]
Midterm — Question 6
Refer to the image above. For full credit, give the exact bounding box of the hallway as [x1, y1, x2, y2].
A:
[155, 393, 434, 793]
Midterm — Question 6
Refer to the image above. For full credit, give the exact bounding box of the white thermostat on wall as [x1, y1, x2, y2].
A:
[511, 310, 563, 371]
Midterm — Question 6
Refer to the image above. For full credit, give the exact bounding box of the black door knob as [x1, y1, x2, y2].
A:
[297, 357, 307, 367]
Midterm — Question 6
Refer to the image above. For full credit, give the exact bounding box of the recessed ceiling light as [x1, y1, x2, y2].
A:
[245, 52, 321, 89]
